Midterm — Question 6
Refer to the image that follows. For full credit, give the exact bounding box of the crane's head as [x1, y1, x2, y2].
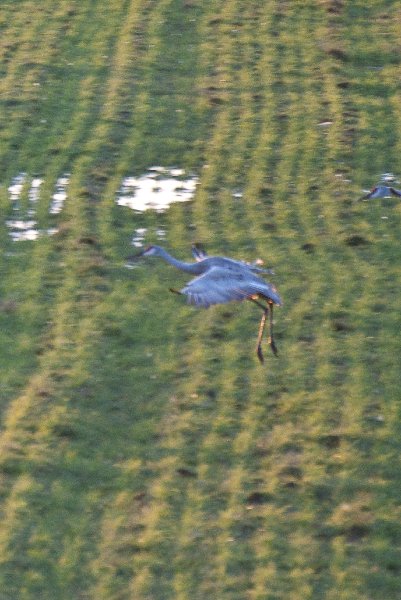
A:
[140, 245, 161, 256]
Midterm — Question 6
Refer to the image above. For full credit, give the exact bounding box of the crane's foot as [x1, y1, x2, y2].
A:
[256, 344, 264, 364]
[269, 337, 278, 356]
[169, 288, 182, 295]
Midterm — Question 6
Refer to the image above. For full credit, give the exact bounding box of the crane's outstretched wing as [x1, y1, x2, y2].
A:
[358, 187, 381, 200]
[191, 243, 208, 261]
[179, 267, 282, 308]
[358, 185, 401, 200]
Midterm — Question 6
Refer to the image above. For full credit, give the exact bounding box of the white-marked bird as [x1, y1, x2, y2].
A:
[358, 185, 401, 200]
[130, 244, 282, 363]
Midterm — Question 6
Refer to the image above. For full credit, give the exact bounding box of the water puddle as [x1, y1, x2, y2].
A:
[5, 173, 70, 241]
[380, 172, 397, 184]
[28, 177, 44, 216]
[49, 174, 70, 214]
[6, 219, 40, 241]
[4, 167, 197, 242]
[8, 172, 27, 205]
[116, 167, 198, 212]
[131, 225, 167, 248]
[131, 227, 148, 248]
[6, 173, 40, 241]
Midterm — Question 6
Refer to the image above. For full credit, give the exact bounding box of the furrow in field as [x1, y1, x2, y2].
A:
[0, 2, 95, 174]
[1, 1, 401, 598]
[121, 345, 254, 596]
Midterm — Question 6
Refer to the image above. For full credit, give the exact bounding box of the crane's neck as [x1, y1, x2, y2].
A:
[156, 247, 203, 274]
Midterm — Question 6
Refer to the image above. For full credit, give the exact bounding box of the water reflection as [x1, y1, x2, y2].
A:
[132, 227, 147, 247]
[116, 167, 198, 212]
[4, 168, 195, 241]
[381, 172, 397, 183]
[7, 173, 39, 241]
[6, 219, 40, 241]
[8, 172, 27, 205]
[130, 226, 167, 248]
[28, 177, 43, 216]
[49, 175, 70, 214]
[5, 173, 70, 241]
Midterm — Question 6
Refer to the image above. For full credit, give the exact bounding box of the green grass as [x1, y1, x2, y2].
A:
[0, 0, 401, 598]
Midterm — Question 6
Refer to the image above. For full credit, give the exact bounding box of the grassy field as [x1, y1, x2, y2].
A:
[1, 1, 401, 598]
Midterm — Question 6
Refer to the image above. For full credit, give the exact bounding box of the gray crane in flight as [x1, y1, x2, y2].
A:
[358, 185, 401, 200]
[130, 244, 282, 363]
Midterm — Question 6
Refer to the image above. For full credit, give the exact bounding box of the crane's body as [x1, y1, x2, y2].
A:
[132, 244, 282, 362]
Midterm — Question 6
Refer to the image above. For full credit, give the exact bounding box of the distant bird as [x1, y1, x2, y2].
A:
[358, 185, 401, 201]
[130, 244, 282, 363]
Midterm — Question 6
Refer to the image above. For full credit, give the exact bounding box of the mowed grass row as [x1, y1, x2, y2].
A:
[119, 5, 400, 597]
[0, 0, 215, 596]
[0, 1, 401, 598]
[95, 2, 401, 598]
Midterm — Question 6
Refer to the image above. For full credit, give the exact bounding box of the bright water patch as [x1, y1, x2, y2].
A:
[116, 167, 198, 212]
[130, 226, 167, 248]
[8, 172, 27, 206]
[6, 220, 40, 241]
[6, 173, 41, 241]
[380, 172, 398, 183]
[5, 173, 70, 241]
[4, 168, 196, 241]
[50, 175, 70, 214]
[132, 227, 148, 247]
[27, 177, 43, 216]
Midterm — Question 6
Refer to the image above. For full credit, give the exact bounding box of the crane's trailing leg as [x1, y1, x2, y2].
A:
[251, 298, 278, 363]
[256, 308, 268, 364]
[268, 302, 278, 356]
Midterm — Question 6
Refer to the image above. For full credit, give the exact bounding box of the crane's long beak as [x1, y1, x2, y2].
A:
[125, 249, 145, 262]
